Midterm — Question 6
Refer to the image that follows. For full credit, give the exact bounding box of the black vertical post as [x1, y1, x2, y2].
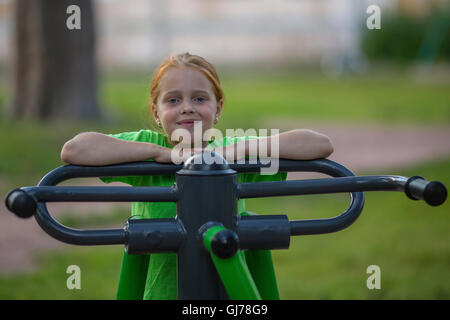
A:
[176, 152, 237, 300]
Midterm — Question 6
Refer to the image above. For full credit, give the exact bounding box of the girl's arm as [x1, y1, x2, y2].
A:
[60, 132, 173, 165]
[221, 129, 333, 161]
[268, 129, 334, 160]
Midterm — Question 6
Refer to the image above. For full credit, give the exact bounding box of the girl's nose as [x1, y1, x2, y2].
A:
[180, 101, 195, 113]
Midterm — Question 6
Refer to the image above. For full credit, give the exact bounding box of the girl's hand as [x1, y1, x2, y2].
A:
[169, 146, 208, 164]
[171, 141, 248, 164]
[212, 141, 247, 163]
[153, 146, 174, 163]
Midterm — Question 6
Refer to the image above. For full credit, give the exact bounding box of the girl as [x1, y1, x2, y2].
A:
[61, 52, 333, 300]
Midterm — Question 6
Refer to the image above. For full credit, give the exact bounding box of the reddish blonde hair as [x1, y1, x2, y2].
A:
[150, 52, 224, 106]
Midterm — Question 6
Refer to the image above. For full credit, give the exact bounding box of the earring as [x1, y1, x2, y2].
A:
[214, 117, 218, 124]
[156, 119, 161, 127]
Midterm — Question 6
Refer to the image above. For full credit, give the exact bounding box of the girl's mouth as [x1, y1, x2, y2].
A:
[177, 120, 197, 128]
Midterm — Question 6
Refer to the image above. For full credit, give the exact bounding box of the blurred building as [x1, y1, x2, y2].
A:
[95, 0, 377, 70]
[0, 0, 443, 72]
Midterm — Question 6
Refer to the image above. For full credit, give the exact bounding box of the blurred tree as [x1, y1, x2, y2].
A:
[361, 8, 450, 65]
[6, 0, 101, 121]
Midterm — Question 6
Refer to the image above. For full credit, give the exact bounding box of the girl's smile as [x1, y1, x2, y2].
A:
[176, 119, 197, 127]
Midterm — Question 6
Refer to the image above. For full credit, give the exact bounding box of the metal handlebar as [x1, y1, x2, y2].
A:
[5, 157, 447, 246]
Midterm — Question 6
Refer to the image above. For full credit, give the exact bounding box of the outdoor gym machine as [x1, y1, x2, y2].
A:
[5, 152, 447, 299]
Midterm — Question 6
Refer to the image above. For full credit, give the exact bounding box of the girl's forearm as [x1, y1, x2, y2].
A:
[243, 129, 333, 160]
[277, 129, 333, 159]
[60, 132, 168, 166]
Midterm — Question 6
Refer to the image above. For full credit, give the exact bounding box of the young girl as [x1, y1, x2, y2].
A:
[61, 52, 333, 300]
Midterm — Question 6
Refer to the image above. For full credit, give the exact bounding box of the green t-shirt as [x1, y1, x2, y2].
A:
[99, 129, 287, 299]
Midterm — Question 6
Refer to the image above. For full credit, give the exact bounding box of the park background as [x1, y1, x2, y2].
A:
[0, 0, 449, 299]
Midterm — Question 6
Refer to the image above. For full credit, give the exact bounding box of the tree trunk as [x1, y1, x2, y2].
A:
[7, 0, 101, 121]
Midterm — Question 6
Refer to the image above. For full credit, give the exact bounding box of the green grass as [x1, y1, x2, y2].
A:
[100, 73, 153, 128]
[221, 73, 450, 127]
[100, 71, 450, 130]
[0, 247, 122, 299]
[59, 208, 130, 229]
[0, 158, 448, 299]
[1, 70, 449, 130]
[0, 119, 114, 194]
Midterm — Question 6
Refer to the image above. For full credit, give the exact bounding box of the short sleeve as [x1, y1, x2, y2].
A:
[98, 130, 163, 186]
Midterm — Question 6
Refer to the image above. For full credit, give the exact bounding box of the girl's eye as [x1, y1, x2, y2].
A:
[194, 97, 205, 103]
[168, 98, 179, 104]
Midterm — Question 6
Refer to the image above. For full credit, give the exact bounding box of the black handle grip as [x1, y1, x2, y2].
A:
[405, 176, 447, 206]
[5, 188, 37, 218]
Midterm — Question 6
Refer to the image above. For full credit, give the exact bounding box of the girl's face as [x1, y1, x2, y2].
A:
[152, 66, 223, 146]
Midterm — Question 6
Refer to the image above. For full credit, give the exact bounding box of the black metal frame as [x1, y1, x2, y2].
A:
[5, 154, 447, 299]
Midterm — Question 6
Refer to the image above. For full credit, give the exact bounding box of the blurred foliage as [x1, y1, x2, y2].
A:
[361, 8, 450, 64]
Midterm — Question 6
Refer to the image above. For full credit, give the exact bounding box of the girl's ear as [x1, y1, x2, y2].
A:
[151, 103, 159, 121]
[215, 99, 224, 119]
[151, 103, 162, 128]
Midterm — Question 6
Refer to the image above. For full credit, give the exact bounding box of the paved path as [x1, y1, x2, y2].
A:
[1, 124, 449, 274]
[288, 123, 450, 178]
